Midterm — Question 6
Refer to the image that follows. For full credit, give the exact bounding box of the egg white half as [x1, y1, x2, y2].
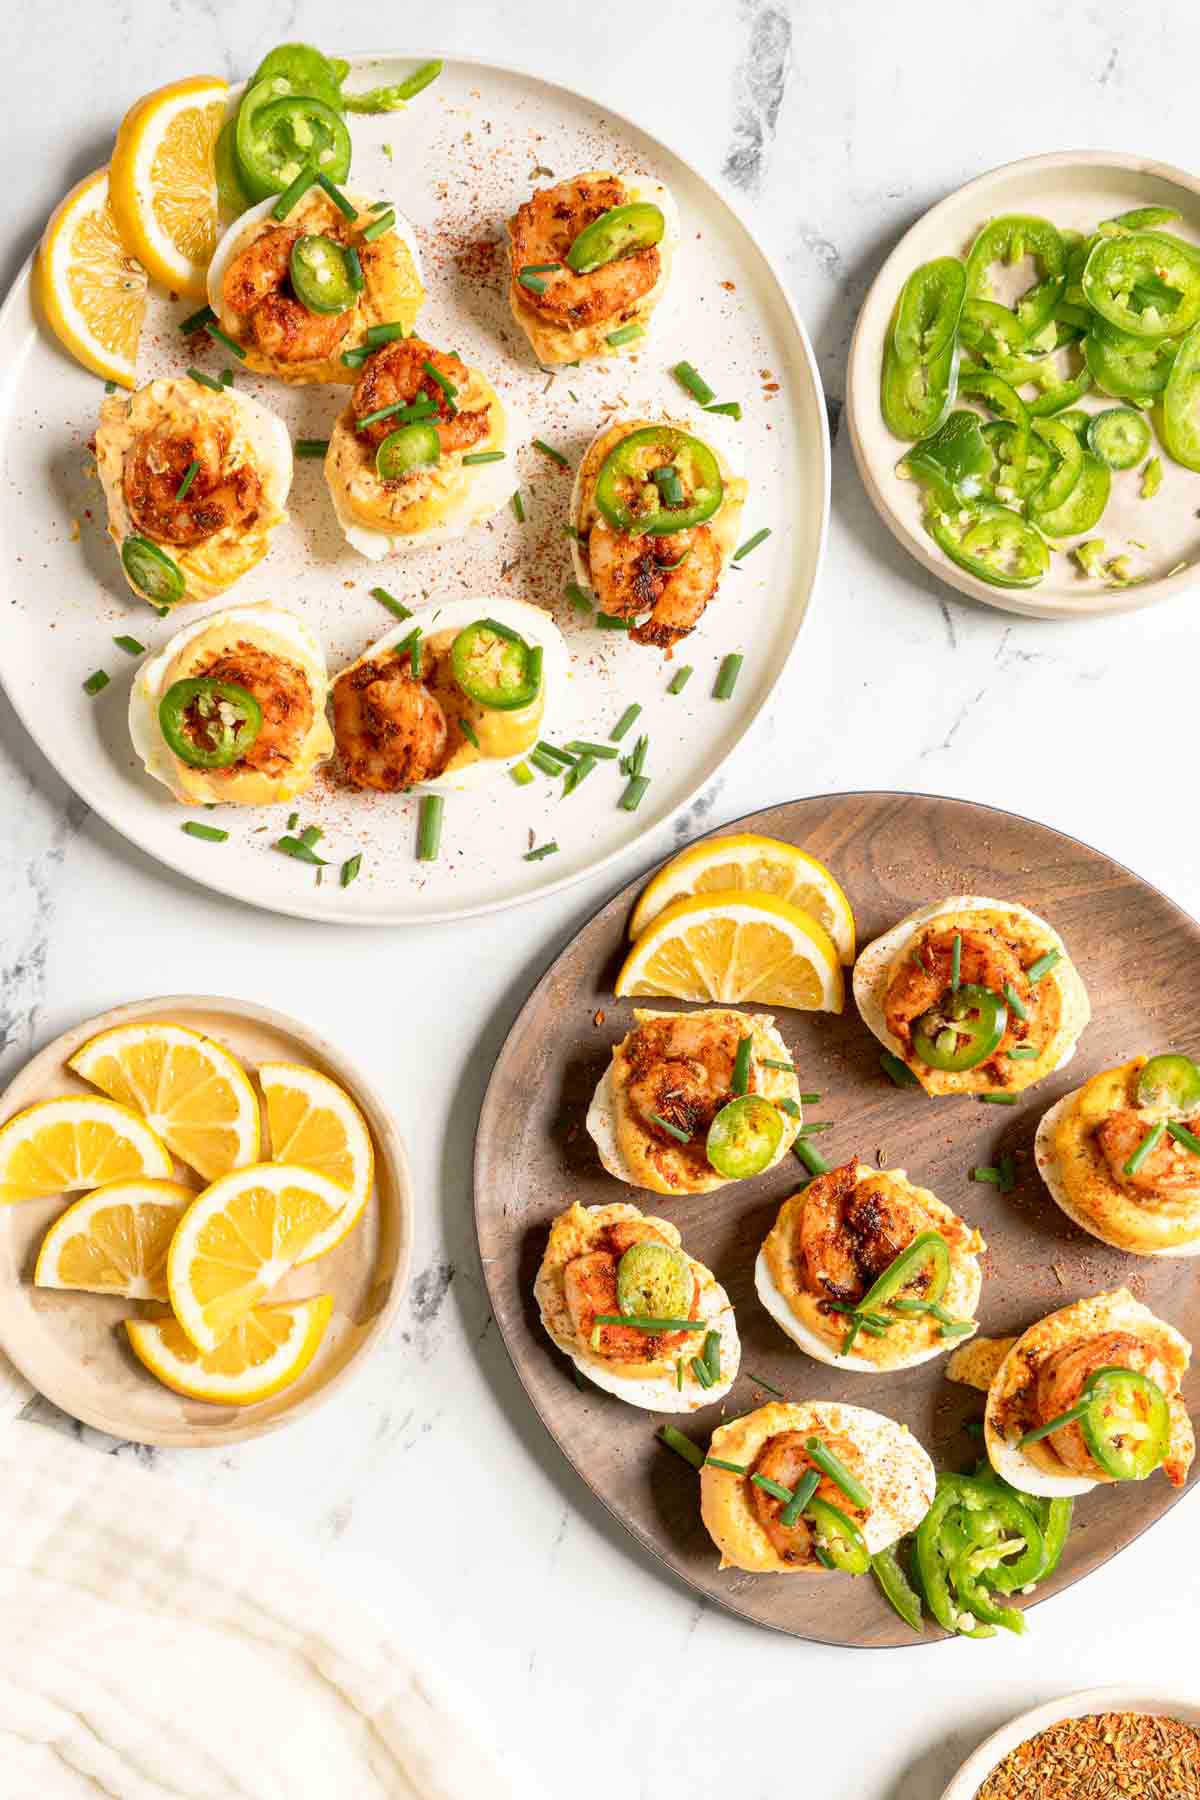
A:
[1035, 1089, 1200, 1259]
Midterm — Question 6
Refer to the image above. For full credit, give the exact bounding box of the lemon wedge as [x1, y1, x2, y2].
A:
[69, 1020, 259, 1184]
[0, 1096, 171, 1205]
[35, 168, 147, 387]
[34, 1178, 193, 1299]
[126, 1294, 332, 1405]
[614, 891, 844, 1011]
[109, 76, 228, 296]
[167, 1161, 346, 1352]
[630, 834, 856, 964]
[259, 1062, 373, 1264]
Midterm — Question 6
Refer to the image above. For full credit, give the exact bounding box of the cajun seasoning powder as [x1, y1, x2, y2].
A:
[975, 1712, 1200, 1798]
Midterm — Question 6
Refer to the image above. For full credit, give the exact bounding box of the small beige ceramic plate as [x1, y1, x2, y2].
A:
[939, 1686, 1200, 1798]
[848, 150, 1200, 620]
[0, 996, 412, 1447]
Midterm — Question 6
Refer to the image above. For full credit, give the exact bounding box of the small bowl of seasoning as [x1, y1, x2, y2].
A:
[940, 1687, 1200, 1800]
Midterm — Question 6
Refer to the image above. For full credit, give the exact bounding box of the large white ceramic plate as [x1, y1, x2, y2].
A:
[0, 51, 828, 923]
[848, 150, 1200, 620]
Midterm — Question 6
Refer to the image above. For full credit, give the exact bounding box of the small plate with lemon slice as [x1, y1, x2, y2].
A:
[0, 994, 411, 1447]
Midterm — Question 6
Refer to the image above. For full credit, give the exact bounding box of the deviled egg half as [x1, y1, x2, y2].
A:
[330, 596, 568, 793]
[1036, 1053, 1200, 1256]
[207, 188, 424, 384]
[853, 895, 1090, 1096]
[534, 1201, 738, 1411]
[701, 1400, 935, 1574]
[95, 376, 292, 609]
[587, 1007, 802, 1197]
[953, 1288, 1195, 1498]
[129, 602, 332, 806]
[507, 170, 679, 365]
[324, 336, 526, 558]
[570, 413, 747, 648]
[756, 1158, 984, 1371]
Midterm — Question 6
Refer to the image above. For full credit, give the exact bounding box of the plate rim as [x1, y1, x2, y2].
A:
[0, 47, 831, 927]
[473, 785, 1200, 1643]
[847, 146, 1200, 622]
[0, 992, 414, 1447]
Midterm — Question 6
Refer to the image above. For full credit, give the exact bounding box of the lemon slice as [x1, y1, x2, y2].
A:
[109, 76, 228, 296]
[614, 891, 844, 1011]
[35, 168, 147, 388]
[167, 1161, 347, 1352]
[34, 1178, 193, 1299]
[126, 1294, 332, 1405]
[0, 1096, 172, 1206]
[69, 1021, 259, 1184]
[258, 1063, 373, 1264]
[630, 834, 857, 964]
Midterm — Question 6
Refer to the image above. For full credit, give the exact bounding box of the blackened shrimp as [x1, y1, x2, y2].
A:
[124, 420, 262, 547]
[588, 522, 721, 648]
[331, 651, 449, 791]
[563, 1219, 698, 1361]
[509, 174, 659, 329]
[750, 1431, 869, 1563]
[622, 1012, 750, 1145]
[222, 224, 352, 363]
[351, 338, 490, 458]
[191, 643, 313, 778]
[799, 1162, 937, 1305]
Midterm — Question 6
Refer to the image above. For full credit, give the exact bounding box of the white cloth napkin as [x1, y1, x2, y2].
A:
[0, 1385, 519, 1799]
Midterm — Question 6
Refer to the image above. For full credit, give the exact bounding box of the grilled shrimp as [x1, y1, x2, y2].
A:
[563, 1219, 698, 1360]
[123, 421, 262, 547]
[222, 224, 352, 363]
[588, 522, 722, 648]
[800, 1161, 937, 1305]
[622, 1012, 751, 1145]
[331, 651, 449, 791]
[750, 1431, 869, 1563]
[1035, 1329, 1167, 1480]
[509, 174, 659, 329]
[191, 643, 313, 777]
[1095, 1110, 1200, 1196]
[352, 338, 489, 458]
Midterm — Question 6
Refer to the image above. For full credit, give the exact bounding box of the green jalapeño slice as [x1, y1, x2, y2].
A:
[122, 535, 185, 606]
[565, 203, 665, 273]
[158, 677, 263, 769]
[806, 1498, 871, 1574]
[594, 426, 723, 535]
[450, 619, 542, 711]
[912, 982, 1007, 1072]
[616, 1242, 693, 1320]
[235, 82, 351, 201]
[1078, 1367, 1171, 1480]
[706, 1095, 784, 1180]
[289, 234, 357, 313]
[376, 421, 441, 481]
[1137, 1053, 1200, 1116]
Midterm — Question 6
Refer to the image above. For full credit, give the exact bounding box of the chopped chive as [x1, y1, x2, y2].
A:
[978, 1093, 1019, 1105]
[805, 1437, 872, 1509]
[564, 740, 620, 759]
[779, 1469, 821, 1527]
[532, 438, 569, 467]
[672, 360, 716, 406]
[1008, 1045, 1039, 1060]
[731, 1034, 752, 1095]
[356, 396, 438, 429]
[287, 812, 299, 831]
[610, 703, 642, 742]
[747, 1372, 785, 1397]
[795, 1122, 834, 1135]
[939, 1321, 975, 1339]
[620, 776, 650, 811]
[479, 614, 524, 644]
[525, 840, 560, 862]
[840, 1317, 863, 1356]
[733, 527, 771, 562]
[750, 1473, 794, 1505]
[1019, 1400, 1092, 1447]
[675, 1358, 684, 1392]
[606, 323, 644, 348]
[220, 368, 235, 385]
[762, 1058, 795, 1072]
[275, 835, 327, 865]
[510, 760, 534, 786]
[342, 347, 370, 368]
[798, 1093, 822, 1104]
[462, 451, 505, 465]
[371, 587, 411, 621]
[793, 1138, 830, 1177]
[595, 611, 630, 629]
[82, 669, 109, 695]
[629, 734, 649, 777]
[316, 172, 357, 219]
[340, 853, 362, 887]
[668, 665, 694, 694]
[180, 303, 215, 335]
[594, 1315, 706, 1331]
[565, 579, 593, 613]
[713, 653, 743, 700]
[880, 1051, 920, 1089]
[104, 379, 116, 393]
[417, 794, 444, 862]
[1124, 1120, 1165, 1175]
[535, 741, 576, 768]
[705, 400, 743, 420]
[298, 824, 323, 848]
[511, 489, 525, 522]
[563, 752, 598, 794]
[998, 1153, 1016, 1192]
[522, 261, 562, 275]
[1003, 981, 1029, 1021]
[1168, 1120, 1200, 1157]
[362, 207, 396, 242]
[950, 932, 962, 992]
[204, 321, 246, 360]
[691, 1354, 714, 1389]
[409, 634, 423, 680]
[703, 1328, 721, 1384]
[518, 270, 548, 294]
[182, 820, 228, 842]
[459, 718, 480, 751]
[272, 166, 317, 220]
[529, 747, 563, 777]
[344, 246, 365, 292]
[421, 360, 458, 409]
[113, 635, 145, 655]
[658, 1425, 704, 1470]
[366, 321, 408, 346]
[1027, 949, 1061, 985]
[187, 367, 223, 392]
[705, 1457, 747, 1474]
[295, 438, 330, 458]
[972, 1165, 1001, 1185]
[778, 1098, 801, 1118]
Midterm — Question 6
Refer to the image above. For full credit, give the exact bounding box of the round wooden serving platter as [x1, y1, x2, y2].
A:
[475, 791, 1200, 1645]
[0, 995, 413, 1448]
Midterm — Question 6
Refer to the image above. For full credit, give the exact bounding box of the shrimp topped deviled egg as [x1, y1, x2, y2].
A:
[507, 171, 678, 365]
[95, 376, 292, 609]
[206, 183, 424, 384]
[571, 415, 746, 648]
[324, 335, 525, 558]
[535, 1201, 738, 1410]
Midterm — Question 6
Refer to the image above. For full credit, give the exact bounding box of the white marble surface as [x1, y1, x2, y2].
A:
[4, 2, 1200, 1794]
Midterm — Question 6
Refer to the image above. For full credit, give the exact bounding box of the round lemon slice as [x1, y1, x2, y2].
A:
[126, 1294, 332, 1405]
[614, 891, 844, 1012]
[35, 168, 147, 388]
[167, 1161, 347, 1353]
[630, 834, 857, 964]
[258, 1063, 373, 1265]
[110, 75, 228, 296]
[69, 1021, 259, 1184]
[34, 1177, 193, 1299]
[0, 1096, 171, 1206]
